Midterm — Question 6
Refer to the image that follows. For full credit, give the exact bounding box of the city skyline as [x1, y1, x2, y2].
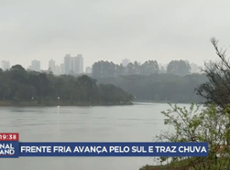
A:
[0, 54, 86, 74]
[0, 57, 201, 74]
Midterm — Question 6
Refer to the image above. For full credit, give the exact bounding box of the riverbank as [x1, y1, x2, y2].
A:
[133, 99, 203, 104]
[0, 100, 133, 107]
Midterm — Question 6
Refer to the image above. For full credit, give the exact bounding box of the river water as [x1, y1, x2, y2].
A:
[0, 102, 191, 170]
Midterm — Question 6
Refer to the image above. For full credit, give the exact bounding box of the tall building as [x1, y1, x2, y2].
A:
[64, 54, 73, 74]
[122, 58, 130, 67]
[60, 63, 64, 74]
[48, 59, 56, 73]
[77, 54, 83, 74]
[86, 66, 92, 73]
[73, 54, 83, 74]
[1, 60, 10, 70]
[31, 60, 41, 71]
[73, 57, 78, 74]
[55, 65, 61, 75]
[63, 54, 83, 74]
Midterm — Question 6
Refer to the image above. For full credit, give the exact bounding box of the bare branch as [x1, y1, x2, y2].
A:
[196, 37, 230, 109]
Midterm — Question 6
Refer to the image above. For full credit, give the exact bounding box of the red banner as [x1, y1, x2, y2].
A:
[0, 133, 19, 141]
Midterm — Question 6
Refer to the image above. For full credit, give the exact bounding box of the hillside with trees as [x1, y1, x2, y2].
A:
[0, 65, 133, 106]
[89, 59, 204, 103]
[96, 73, 207, 103]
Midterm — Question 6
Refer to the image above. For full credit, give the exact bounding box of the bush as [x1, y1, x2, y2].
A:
[152, 103, 230, 170]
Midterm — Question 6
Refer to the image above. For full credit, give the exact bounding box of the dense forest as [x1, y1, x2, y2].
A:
[0, 65, 133, 106]
[89, 59, 205, 103]
[96, 73, 207, 103]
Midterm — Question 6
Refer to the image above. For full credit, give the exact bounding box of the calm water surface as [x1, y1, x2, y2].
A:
[0, 102, 190, 170]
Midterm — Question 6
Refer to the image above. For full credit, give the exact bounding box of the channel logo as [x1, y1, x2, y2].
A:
[0, 133, 19, 158]
[0, 143, 15, 155]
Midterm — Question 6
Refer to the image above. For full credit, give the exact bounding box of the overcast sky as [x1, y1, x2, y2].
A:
[1, 0, 230, 70]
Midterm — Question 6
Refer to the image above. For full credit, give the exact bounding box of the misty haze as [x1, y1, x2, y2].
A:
[1, 0, 230, 170]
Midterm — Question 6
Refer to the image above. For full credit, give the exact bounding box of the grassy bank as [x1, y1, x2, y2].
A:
[0, 100, 133, 107]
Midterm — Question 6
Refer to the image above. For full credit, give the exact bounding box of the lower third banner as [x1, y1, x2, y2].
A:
[15, 142, 208, 157]
[0, 142, 208, 158]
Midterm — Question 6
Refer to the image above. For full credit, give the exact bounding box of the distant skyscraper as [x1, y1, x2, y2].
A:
[64, 54, 73, 74]
[1, 60, 10, 70]
[122, 59, 130, 67]
[86, 66, 92, 73]
[77, 54, 83, 73]
[48, 59, 56, 73]
[73, 57, 78, 74]
[73, 54, 83, 74]
[60, 63, 64, 74]
[55, 65, 61, 75]
[31, 60, 41, 71]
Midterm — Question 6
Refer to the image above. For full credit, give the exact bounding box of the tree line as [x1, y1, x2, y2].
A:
[0, 65, 133, 105]
[92, 59, 193, 78]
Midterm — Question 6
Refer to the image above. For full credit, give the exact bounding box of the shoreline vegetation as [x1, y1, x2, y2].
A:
[0, 100, 197, 107]
[0, 100, 133, 107]
[0, 100, 200, 107]
[0, 65, 133, 106]
[139, 104, 230, 170]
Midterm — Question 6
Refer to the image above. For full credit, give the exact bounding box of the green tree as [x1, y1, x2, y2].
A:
[167, 60, 191, 76]
[126, 62, 135, 75]
[115, 64, 125, 76]
[140, 60, 159, 75]
[148, 103, 230, 170]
